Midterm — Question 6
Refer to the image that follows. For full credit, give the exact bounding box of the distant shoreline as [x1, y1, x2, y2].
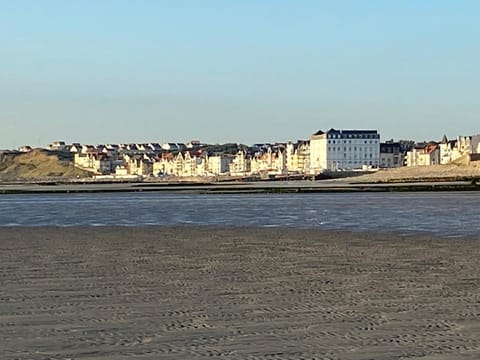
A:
[0, 178, 479, 194]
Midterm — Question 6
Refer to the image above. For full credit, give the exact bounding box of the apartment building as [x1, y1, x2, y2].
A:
[309, 129, 380, 173]
[380, 142, 404, 168]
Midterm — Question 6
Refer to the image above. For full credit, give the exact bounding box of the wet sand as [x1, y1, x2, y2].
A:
[0, 226, 479, 359]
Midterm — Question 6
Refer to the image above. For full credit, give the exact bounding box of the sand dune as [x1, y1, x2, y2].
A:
[0, 226, 479, 359]
[356, 162, 480, 183]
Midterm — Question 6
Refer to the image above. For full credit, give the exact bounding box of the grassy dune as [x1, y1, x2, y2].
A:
[0, 149, 91, 181]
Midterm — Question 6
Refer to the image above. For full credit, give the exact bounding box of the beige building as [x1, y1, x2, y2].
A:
[120, 154, 154, 176]
[439, 134, 480, 164]
[286, 141, 310, 174]
[250, 147, 286, 176]
[230, 150, 251, 176]
[153, 151, 210, 177]
[74, 152, 112, 174]
[207, 155, 233, 175]
[152, 153, 176, 176]
[406, 143, 440, 166]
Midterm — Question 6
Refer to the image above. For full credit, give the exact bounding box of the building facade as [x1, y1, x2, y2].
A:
[309, 129, 380, 173]
[380, 142, 404, 168]
[405, 143, 440, 166]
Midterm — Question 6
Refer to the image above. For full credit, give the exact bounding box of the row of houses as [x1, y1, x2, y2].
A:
[67, 128, 383, 177]
[23, 129, 480, 178]
[405, 135, 480, 167]
[46, 140, 203, 154]
[73, 147, 288, 177]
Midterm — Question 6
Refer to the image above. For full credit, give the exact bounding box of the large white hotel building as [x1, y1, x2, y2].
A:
[309, 128, 380, 173]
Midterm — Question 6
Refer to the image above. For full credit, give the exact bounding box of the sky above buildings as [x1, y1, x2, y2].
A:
[1, 0, 479, 149]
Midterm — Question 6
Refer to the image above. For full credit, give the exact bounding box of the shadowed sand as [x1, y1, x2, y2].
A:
[0, 226, 479, 359]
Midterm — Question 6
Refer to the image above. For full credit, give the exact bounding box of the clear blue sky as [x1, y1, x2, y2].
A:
[1, 0, 479, 149]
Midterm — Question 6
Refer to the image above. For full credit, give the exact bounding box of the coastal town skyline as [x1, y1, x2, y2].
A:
[5, 127, 474, 179]
[2, 126, 478, 152]
[2, 1, 480, 149]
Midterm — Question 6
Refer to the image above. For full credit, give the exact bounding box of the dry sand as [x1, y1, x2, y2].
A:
[0, 226, 479, 360]
[355, 162, 480, 183]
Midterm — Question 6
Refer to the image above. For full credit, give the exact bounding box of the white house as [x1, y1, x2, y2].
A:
[48, 141, 66, 151]
[69, 143, 82, 153]
[439, 135, 461, 164]
[162, 143, 179, 151]
[18, 145, 33, 153]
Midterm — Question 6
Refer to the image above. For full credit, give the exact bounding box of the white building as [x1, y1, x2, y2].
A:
[207, 155, 232, 175]
[48, 141, 67, 151]
[439, 134, 480, 165]
[457, 135, 480, 155]
[309, 129, 380, 173]
[439, 135, 461, 165]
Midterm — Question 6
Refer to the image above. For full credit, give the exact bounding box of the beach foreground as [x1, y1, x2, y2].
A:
[1, 227, 479, 359]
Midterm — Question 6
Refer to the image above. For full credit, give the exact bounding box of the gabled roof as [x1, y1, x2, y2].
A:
[424, 142, 439, 154]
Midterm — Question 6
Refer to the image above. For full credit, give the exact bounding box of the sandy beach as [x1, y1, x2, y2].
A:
[0, 226, 479, 359]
